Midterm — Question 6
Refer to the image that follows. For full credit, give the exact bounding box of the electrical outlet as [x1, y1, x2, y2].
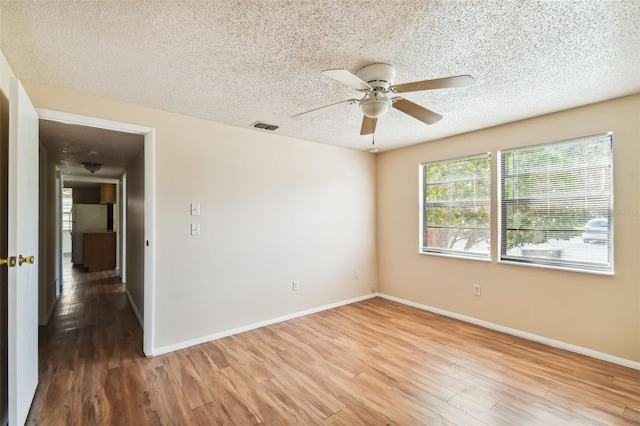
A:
[292, 280, 299, 291]
[354, 271, 360, 280]
[473, 284, 481, 296]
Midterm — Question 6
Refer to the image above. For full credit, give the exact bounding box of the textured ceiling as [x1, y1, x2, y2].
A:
[39, 119, 144, 179]
[2, 1, 639, 153]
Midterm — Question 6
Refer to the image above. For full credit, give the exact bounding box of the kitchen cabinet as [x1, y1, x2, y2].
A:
[100, 183, 116, 204]
[83, 231, 116, 272]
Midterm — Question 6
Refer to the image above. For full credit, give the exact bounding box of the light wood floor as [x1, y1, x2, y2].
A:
[27, 260, 640, 425]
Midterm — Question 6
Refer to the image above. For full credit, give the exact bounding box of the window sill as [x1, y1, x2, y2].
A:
[498, 258, 614, 276]
[419, 250, 491, 262]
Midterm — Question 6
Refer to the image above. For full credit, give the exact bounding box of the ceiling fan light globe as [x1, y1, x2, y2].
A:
[360, 96, 391, 118]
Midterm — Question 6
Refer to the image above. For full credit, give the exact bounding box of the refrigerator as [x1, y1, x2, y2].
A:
[71, 204, 108, 264]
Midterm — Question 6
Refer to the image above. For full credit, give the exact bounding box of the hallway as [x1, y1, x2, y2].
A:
[27, 257, 145, 424]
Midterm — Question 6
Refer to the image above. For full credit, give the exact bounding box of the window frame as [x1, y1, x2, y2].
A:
[62, 188, 73, 231]
[498, 133, 614, 275]
[419, 152, 492, 261]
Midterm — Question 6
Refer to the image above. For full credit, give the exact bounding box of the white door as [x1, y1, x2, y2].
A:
[7, 78, 39, 425]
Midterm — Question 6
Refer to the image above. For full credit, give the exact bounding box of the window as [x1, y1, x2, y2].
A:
[62, 188, 73, 231]
[420, 153, 491, 259]
[500, 133, 613, 273]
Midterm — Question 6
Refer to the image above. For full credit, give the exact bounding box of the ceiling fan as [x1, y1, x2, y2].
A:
[292, 63, 475, 135]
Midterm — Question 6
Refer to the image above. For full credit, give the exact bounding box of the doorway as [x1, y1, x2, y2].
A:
[37, 109, 155, 356]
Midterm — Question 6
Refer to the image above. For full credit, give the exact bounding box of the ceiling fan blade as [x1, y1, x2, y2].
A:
[322, 69, 372, 91]
[360, 115, 377, 135]
[291, 99, 357, 119]
[391, 75, 475, 93]
[392, 98, 443, 125]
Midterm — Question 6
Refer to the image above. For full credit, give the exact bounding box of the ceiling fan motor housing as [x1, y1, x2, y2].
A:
[357, 63, 396, 117]
[356, 63, 396, 89]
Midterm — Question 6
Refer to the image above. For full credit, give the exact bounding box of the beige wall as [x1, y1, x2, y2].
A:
[44, 156, 57, 322]
[377, 94, 640, 362]
[24, 82, 378, 350]
[125, 147, 145, 320]
[37, 149, 57, 325]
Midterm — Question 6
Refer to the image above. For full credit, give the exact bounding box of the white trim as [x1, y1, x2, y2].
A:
[377, 293, 640, 371]
[37, 107, 157, 357]
[126, 290, 144, 327]
[120, 174, 127, 283]
[497, 258, 615, 276]
[36, 109, 151, 134]
[418, 162, 424, 253]
[55, 170, 63, 299]
[143, 129, 156, 356]
[153, 294, 376, 356]
[419, 251, 491, 262]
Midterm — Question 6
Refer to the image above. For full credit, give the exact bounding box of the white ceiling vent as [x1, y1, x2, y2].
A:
[251, 121, 279, 131]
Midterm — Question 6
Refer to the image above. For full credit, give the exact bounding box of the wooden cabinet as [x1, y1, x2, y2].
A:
[83, 231, 116, 272]
[100, 183, 116, 204]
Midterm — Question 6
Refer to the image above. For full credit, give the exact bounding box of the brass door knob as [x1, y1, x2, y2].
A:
[18, 255, 35, 266]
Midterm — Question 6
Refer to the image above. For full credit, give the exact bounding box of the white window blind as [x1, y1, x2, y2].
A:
[421, 154, 491, 259]
[500, 133, 613, 273]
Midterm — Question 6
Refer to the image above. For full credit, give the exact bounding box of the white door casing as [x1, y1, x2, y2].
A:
[8, 78, 39, 425]
[36, 108, 155, 357]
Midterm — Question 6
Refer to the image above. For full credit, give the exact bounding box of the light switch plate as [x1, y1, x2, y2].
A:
[191, 203, 200, 216]
[191, 223, 201, 236]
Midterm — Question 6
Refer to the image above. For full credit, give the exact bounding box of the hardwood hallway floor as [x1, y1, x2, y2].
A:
[27, 259, 640, 425]
[27, 256, 144, 425]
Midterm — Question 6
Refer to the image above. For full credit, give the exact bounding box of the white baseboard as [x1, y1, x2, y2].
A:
[126, 290, 144, 327]
[152, 293, 377, 356]
[377, 293, 640, 371]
